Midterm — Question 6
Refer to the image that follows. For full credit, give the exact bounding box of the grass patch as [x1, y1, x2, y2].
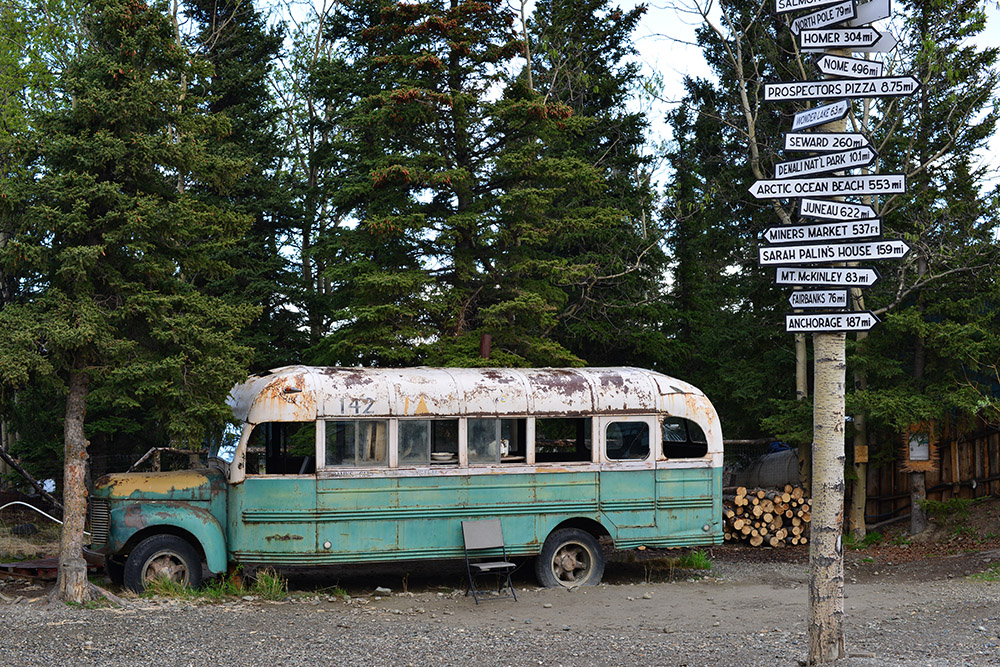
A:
[969, 564, 1000, 582]
[676, 550, 712, 570]
[919, 497, 978, 522]
[141, 566, 289, 602]
[0, 520, 61, 562]
[845, 532, 883, 550]
[250, 568, 288, 600]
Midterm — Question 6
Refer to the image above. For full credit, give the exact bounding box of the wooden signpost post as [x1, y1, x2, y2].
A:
[756, 0, 910, 660]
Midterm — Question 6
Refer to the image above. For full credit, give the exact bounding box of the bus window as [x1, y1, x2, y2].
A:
[661, 417, 708, 458]
[249, 421, 316, 475]
[468, 418, 527, 464]
[605, 421, 650, 460]
[535, 417, 591, 463]
[325, 420, 388, 467]
[399, 419, 459, 465]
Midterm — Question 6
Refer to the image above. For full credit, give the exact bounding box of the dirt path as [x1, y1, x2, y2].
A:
[2, 545, 999, 666]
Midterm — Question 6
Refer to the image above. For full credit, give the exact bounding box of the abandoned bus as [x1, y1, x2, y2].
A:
[89, 366, 723, 592]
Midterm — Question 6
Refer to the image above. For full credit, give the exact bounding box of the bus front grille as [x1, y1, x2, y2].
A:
[89, 499, 110, 546]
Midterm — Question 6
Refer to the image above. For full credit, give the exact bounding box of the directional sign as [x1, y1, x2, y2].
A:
[790, 0, 856, 35]
[763, 218, 881, 244]
[776, 266, 881, 287]
[789, 289, 848, 308]
[846, 0, 890, 26]
[748, 173, 905, 199]
[776, 0, 844, 15]
[786, 311, 879, 332]
[851, 30, 897, 53]
[759, 239, 910, 265]
[799, 26, 881, 50]
[792, 100, 851, 131]
[816, 54, 884, 78]
[764, 76, 920, 101]
[784, 132, 870, 152]
[799, 198, 877, 220]
[775, 146, 877, 179]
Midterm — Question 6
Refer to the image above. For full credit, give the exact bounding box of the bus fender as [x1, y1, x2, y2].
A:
[112, 502, 228, 574]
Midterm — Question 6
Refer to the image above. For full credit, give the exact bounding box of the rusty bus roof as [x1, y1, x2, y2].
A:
[227, 366, 716, 425]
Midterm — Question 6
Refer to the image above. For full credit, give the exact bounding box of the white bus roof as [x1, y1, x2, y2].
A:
[228, 365, 718, 427]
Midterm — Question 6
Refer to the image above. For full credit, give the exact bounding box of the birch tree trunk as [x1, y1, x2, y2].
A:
[54, 369, 92, 603]
[809, 332, 846, 663]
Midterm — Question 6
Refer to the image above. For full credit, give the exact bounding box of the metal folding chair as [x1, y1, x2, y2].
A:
[461, 518, 517, 604]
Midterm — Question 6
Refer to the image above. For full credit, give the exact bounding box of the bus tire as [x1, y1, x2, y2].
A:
[123, 534, 203, 593]
[535, 528, 604, 588]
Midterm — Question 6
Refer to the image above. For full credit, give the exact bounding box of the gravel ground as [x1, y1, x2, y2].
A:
[2, 551, 999, 667]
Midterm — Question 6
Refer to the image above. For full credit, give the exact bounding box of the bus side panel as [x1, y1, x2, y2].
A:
[529, 470, 601, 552]
[599, 469, 657, 533]
[228, 477, 318, 564]
[317, 476, 402, 560]
[631, 465, 721, 548]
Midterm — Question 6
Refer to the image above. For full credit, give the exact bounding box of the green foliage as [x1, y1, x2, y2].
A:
[844, 531, 883, 550]
[0, 0, 257, 482]
[968, 564, 1000, 582]
[250, 567, 289, 600]
[918, 497, 977, 522]
[676, 549, 712, 570]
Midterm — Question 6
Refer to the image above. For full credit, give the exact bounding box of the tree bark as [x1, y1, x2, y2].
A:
[849, 323, 869, 541]
[808, 332, 846, 664]
[796, 333, 812, 495]
[910, 471, 928, 534]
[54, 369, 92, 603]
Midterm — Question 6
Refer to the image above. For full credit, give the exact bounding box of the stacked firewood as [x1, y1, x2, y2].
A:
[723, 485, 811, 548]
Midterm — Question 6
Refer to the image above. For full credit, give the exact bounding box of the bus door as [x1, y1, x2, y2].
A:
[228, 421, 318, 563]
[598, 416, 658, 531]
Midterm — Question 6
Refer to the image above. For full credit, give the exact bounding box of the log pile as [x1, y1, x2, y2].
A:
[723, 485, 811, 548]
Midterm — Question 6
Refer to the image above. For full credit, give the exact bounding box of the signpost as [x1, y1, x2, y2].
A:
[785, 310, 879, 332]
[798, 26, 881, 50]
[799, 197, 877, 220]
[774, 146, 877, 178]
[784, 132, 870, 152]
[816, 54, 885, 78]
[764, 76, 920, 101]
[788, 289, 848, 308]
[790, 0, 857, 35]
[759, 238, 910, 264]
[775, 266, 881, 287]
[748, 173, 905, 199]
[792, 100, 851, 131]
[763, 218, 881, 244]
[775, 0, 845, 14]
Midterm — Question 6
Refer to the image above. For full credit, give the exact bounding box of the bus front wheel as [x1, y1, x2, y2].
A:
[123, 534, 203, 593]
[535, 528, 604, 588]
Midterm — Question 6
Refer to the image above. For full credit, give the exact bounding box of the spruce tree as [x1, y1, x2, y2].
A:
[0, 0, 255, 602]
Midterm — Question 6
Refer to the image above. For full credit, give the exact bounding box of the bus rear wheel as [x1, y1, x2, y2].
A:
[535, 528, 604, 588]
[123, 534, 202, 593]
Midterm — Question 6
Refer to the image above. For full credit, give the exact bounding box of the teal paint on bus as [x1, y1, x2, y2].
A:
[223, 466, 720, 566]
